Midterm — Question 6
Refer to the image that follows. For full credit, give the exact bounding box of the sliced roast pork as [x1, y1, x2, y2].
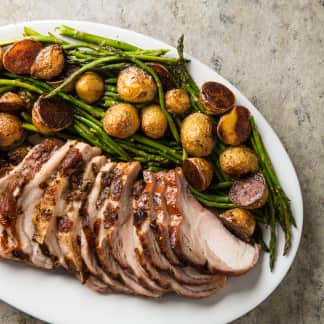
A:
[167, 168, 260, 275]
[134, 173, 226, 298]
[146, 171, 223, 285]
[18, 140, 76, 268]
[96, 162, 164, 297]
[0, 139, 262, 298]
[54, 143, 101, 275]
[0, 138, 63, 266]
[80, 161, 132, 294]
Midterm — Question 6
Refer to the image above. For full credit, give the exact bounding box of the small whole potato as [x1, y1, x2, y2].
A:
[165, 88, 191, 115]
[117, 66, 157, 103]
[0, 112, 24, 148]
[0, 92, 25, 113]
[181, 112, 215, 157]
[217, 106, 251, 145]
[103, 103, 140, 139]
[75, 71, 104, 104]
[219, 146, 258, 178]
[183, 157, 213, 191]
[141, 104, 167, 139]
[31, 44, 65, 80]
[218, 208, 256, 242]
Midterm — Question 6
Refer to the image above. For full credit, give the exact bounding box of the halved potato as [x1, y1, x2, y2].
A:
[218, 208, 256, 242]
[200, 81, 235, 115]
[31, 45, 65, 80]
[183, 157, 213, 192]
[32, 95, 73, 134]
[3, 39, 43, 74]
[219, 146, 258, 178]
[146, 63, 174, 90]
[0, 92, 25, 113]
[217, 106, 251, 145]
[229, 173, 269, 209]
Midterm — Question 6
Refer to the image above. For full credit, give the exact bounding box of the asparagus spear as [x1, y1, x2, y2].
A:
[56, 25, 140, 51]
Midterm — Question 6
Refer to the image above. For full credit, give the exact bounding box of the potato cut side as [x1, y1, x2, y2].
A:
[3, 39, 43, 75]
[217, 106, 251, 145]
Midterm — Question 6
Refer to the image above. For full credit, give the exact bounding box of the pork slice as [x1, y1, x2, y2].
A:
[172, 168, 260, 275]
[0, 139, 62, 265]
[151, 172, 182, 266]
[136, 171, 227, 298]
[131, 180, 170, 293]
[55, 144, 101, 275]
[96, 162, 163, 297]
[17, 140, 76, 268]
[80, 161, 131, 294]
[148, 171, 221, 284]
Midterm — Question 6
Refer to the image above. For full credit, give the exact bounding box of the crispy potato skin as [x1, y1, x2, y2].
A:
[200, 82, 235, 115]
[218, 208, 256, 242]
[217, 106, 251, 145]
[146, 63, 174, 90]
[75, 71, 104, 104]
[103, 103, 140, 139]
[165, 88, 191, 115]
[0, 92, 25, 113]
[31, 45, 65, 80]
[32, 95, 73, 134]
[183, 157, 213, 191]
[0, 112, 24, 147]
[229, 173, 269, 209]
[3, 39, 43, 75]
[141, 104, 167, 139]
[219, 146, 258, 178]
[181, 112, 215, 157]
[117, 66, 157, 103]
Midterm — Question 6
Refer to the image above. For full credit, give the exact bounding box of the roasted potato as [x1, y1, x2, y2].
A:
[181, 112, 215, 157]
[103, 103, 140, 139]
[146, 63, 174, 90]
[0, 112, 24, 148]
[217, 106, 251, 145]
[75, 71, 104, 104]
[3, 39, 43, 74]
[229, 173, 269, 209]
[47, 65, 79, 93]
[31, 45, 65, 80]
[200, 81, 235, 115]
[0, 92, 25, 113]
[183, 157, 213, 191]
[141, 104, 167, 139]
[32, 95, 73, 134]
[218, 208, 256, 242]
[117, 66, 157, 103]
[165, 88, 191, 115]
[17, 90, 34, 113]
[219, 146, 259, 178]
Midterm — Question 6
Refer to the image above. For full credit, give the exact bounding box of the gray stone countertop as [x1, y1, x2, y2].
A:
[0, 0, 323, 323]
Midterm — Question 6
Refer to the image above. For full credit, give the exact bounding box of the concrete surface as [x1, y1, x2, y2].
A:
[0, 0, 323, 323]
